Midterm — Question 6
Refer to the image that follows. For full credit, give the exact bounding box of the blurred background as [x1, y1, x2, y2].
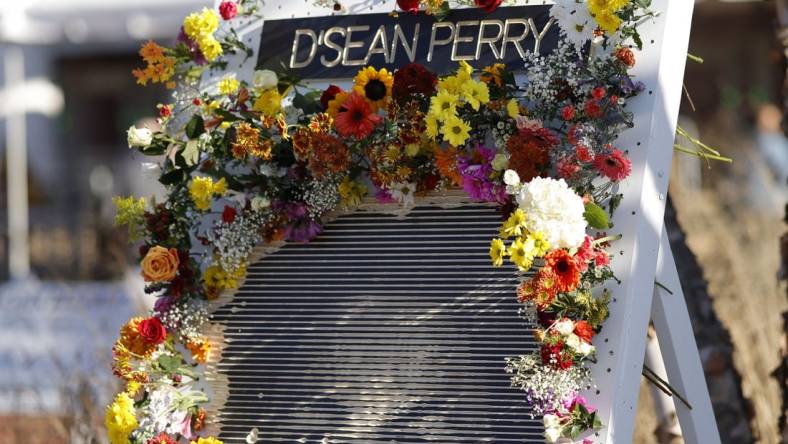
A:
[0, 0, 785, 443]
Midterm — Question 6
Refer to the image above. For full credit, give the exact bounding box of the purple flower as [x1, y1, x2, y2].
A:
[457, 146, 507, 204]
[285, 220, 322, 243]
[177, 27, 207, 65]
[154, 295, 177, 314]
[375, 189, 396, 203]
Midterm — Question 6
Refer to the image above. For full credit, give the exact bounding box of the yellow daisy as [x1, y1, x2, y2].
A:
[217, 75, 239, 95]
[425, 113, 439, 139]
[460, 80, 490, 111]
[529, 231, 551, 257]
[440, 115, 471, 147]
[500, 208, 527, 239]
[489, 238, 507, 267]
[429, 89, 459, 120]
[507, 99, 520, 119]
[353, 66, 393, 110]
[438, 75, 463, 95]
[508, 237, 534, 271]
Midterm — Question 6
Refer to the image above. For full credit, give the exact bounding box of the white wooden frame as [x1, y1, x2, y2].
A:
[206, 1, 720, 442]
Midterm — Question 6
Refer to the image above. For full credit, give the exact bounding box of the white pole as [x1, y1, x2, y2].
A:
[5, 45, 31, 280]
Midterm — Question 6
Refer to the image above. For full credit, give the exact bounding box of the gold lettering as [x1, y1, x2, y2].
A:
[342, 25, 370, 66]
[290, 29, 317, 69]
[321, 27, 345, 67]
[452, 20, 477, 61]
[529, 18, 555, 54]
[428, 22, 455, 63]
[364, 25, 390, 64]
[501, 19, 529, 59]
[476, 19, 504, 60]
[391, 23, 419, 63]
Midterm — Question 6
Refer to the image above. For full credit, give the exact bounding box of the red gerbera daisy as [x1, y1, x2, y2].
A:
[545, 249, 581, 293]
[334, 92, 382, 139]
[594, 148, 632, 181]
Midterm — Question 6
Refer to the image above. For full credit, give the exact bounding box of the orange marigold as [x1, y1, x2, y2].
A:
[118, 317, 157, 358]
[186, 339, 211, 364]
[307, 132, 350, 178]
[132, 41, 176, 88]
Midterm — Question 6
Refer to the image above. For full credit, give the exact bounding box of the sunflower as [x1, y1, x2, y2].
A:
[440, 115, 471, 146]
[353, 66, 393, 110]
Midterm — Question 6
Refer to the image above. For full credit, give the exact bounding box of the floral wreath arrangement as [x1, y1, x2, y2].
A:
[107, 0, 660, 443]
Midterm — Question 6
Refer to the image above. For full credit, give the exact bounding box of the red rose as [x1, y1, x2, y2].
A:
[592, 86, 606, 100]
[158, 105, 171, 118]
[319, 85, 342, 111]
[584, 99, 603, 118]
[574, 320, 595, 343]
[474, 0, 503, 13]
[540, 342, 573, 369]
[222, 205, 237, 223]
[137, 317, 167, 345]
[219, 1, 238, 20]
[393, 63, 437, 101]
[560, 105, 575, 121]
[397, 0, 421, 13]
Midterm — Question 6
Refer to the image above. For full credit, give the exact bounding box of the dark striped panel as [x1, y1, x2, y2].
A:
[212, 204, 543, 443]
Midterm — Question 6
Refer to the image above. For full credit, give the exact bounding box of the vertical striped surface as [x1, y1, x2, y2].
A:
[210, 203, 544, 443]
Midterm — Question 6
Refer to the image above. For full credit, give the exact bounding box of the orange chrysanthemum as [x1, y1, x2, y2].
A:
[132, 41, 176, 88]
[434, 146, 462, 186]
[232, 122, 272, 159]
[545, 249, 582, 293]
[118, 317, 157, 358]
[186, 339, 211, 364]
[307, 132, 351, 178]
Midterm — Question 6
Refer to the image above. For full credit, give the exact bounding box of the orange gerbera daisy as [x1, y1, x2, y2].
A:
[545, 249, 581, 293]
[334, 92, 382, 139]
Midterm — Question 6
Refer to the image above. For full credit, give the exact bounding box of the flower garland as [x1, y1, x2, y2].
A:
[109, 1, 656, 443]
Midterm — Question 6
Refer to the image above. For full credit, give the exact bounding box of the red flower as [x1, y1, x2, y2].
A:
[541, 341, 573, 369]
[575, 144, 593, 163]
[393, 63, 437, 101]
[397, 0, 421, 13]
[334, 92, 382, 139]
[320, 85, 342, 111]
[615, 47, 636, 67]
[594, 148, 632, 181]
[557, 157, 580, 180]
[222, 205, 237, 223]
[561, 105, 575, 121]
[594, 250, 610, 267]
[147, 434, 177, 444]
[545, 249, 581, 293]
[158, 105, 171, 118]
[137, 317, 167, 345]
[592, 86, 607, 100]
[192, 98, 201, 106]
[584, 99, 603, 118]
[475, 0, 503, 13]
[574, 320, 595, 343]
[219, 1, 238, 20]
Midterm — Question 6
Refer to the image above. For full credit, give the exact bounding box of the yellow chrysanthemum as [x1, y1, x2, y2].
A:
[190, 438, 223, 444]
[253, 88, 283, 116]
[489, 238, 507, 267]
[425, 113, 439, 139]
[105, 392, 138, 444]
[438, 75, 463, 95]
[507, 99, 520, 119]
[203, 263, 246, 293]
[429, 89, 459, 120]
[508, 237, 534, 271]
[189, 177, 225, 211]
[593, 10, 622, 33]
[440, 115, 471, 147]
[217, 75, 240, 95]
[199, 37, 223, 61]
[460, 80, 490, 111]
[456, 60, 474, 82]
[529, 231, 551, 257]
[112, 196, 146, 241]
[500, 208, 527, 239]
[338, 177, 368, 208]
[353, 66, 393, 110]
[589, 0, 630, 14]
[212, 177, 227, 195]
[183, 8, 219, 39]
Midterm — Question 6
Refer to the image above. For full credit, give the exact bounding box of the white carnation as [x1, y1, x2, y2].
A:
[565, 333, 582, 351]
[516, 177, 587, 249]
[544, 427, 562, 443]
[554, 319, 575, 336]
[253, 69, 279, 90]
[127, 126, 152, 148]
[543, 414, 561, 429]
[578, 341, 595, 356]
[503, 169, 520, 186]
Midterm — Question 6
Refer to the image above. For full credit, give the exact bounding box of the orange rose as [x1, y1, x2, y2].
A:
[141, 246, 179, 282]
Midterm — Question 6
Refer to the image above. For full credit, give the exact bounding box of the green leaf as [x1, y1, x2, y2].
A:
[182, 139, 201, 166]
[157, 354, 181, 374]
[584, 201, 610, 229]
[184, 114, 205, 139]
[214, 108, 241, 122]
[293, 91, 321, 115]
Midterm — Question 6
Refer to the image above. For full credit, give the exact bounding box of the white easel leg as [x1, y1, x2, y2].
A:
[650, 227, 721, 444]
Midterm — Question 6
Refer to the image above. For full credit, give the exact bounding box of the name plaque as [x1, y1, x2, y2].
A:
[256, 5, 557, 79]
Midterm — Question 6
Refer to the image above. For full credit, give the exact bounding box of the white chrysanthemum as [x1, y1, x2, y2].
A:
[516, 177, 587, 249]
[551, 0, 595, 50]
